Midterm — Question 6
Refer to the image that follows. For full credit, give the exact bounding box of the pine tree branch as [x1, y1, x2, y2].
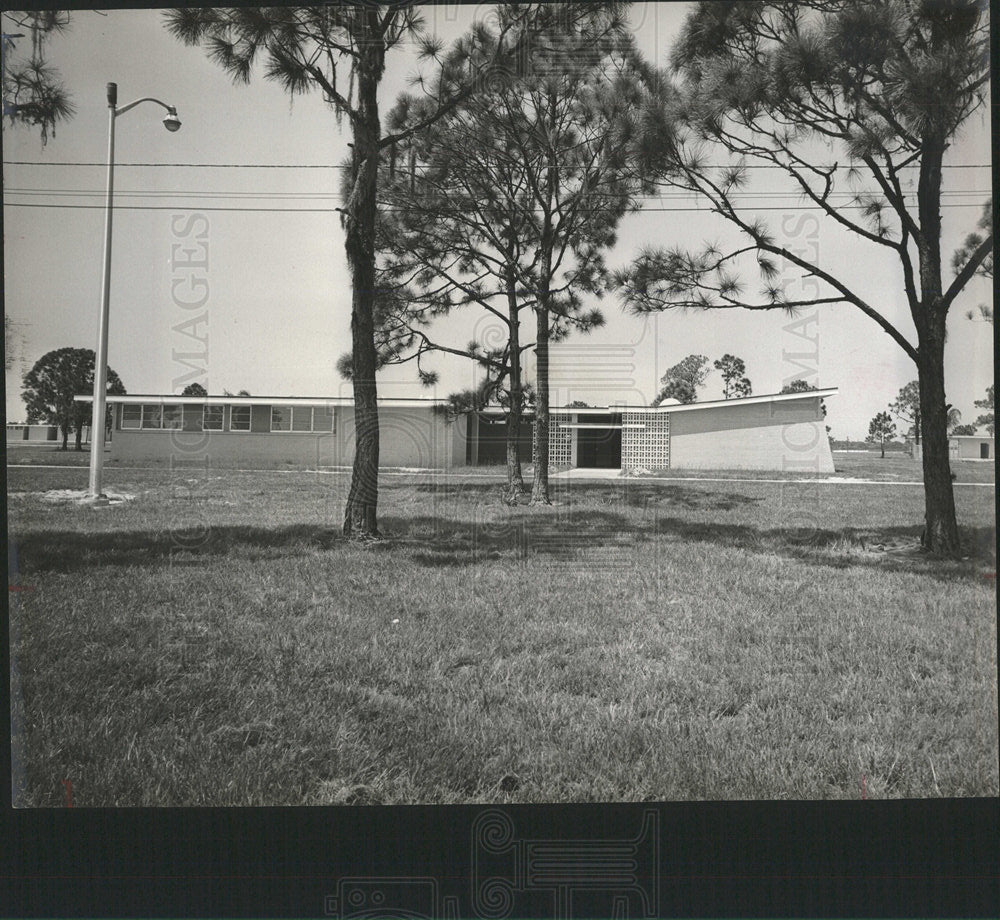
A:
[944, 233, 993, 310]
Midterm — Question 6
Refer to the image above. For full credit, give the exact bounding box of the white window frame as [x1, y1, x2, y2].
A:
[162, 404, 183, 431]
[269, 405, 335, 433]
[291, 405, 313, 432]
[203, 405, 224, 431]
[313, 405, 335, 433]
[140, 404, 163, 430]
[229, 405, 252, 433]
[270, 405, 294, 433]
[121, 404, 142, 430]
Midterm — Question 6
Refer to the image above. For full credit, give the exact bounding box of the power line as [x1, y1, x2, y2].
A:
[3, 161, 343, 169]
[4, 201, 986, 213]
[6, 186, 987, 202]
[2, 159, 992, 170]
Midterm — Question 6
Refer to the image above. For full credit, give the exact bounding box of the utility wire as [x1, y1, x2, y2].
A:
[4, 201, 985, 213]
[3, 159, 992, 170]
[5, 187, 986, 202]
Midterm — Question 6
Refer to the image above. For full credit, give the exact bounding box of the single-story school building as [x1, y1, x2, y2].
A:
[77, 387, 837, 473]
[6, 423, 61, 443]
[909, 435, 995, 461]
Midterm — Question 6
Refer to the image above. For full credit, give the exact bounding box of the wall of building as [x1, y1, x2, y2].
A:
[668, 397, 834, 472]
[622, 411, 669, 471]
[912, 437, 995, 461]
[474, 415, 533, 466]
[955, 437, 994, 460]
[333, 406, 466, 469]
[110, 404, 465, 469]
[535, 412, 574, 470]
[110, 428, 339, 468]
[6, 424, 60, 442]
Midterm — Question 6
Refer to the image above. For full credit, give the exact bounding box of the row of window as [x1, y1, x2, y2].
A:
[120, 404, 335, 433]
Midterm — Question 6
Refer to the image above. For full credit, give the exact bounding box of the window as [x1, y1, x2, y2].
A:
[123, 404, 189, 430]
[314, 407, 334, 432]
[230, 406, 251, 432]
[269, 405, 335, 433]
[203, 405, 224, 431]
[270, 406, 292, 432]
[122, 405, 141, 429]
[162, 405, 183, 430]
[141, 405, 162, 429]
[292, 406, 312, 431]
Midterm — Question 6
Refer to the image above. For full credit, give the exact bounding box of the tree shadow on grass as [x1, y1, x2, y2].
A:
[11, 507, 993, 585]
[10, 524, 344, 575]
[388, 509, 994, 583]
[411, 480, 765, 512]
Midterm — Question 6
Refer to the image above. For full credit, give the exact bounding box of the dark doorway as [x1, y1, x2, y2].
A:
[575, 413, 622, 468]
[471, 414, 533, 466]
[981, 442, 990, 459]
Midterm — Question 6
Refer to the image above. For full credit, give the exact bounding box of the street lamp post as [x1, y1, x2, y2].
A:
[88, 82, 181, 499]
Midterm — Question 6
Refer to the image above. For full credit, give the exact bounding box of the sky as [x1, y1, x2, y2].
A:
[3, 3, 994, 442]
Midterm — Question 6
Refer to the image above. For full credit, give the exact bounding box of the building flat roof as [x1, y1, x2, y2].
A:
[480, 388, 839, 415]
[73, 395, 451, 408]
[75, 388, 838, 413]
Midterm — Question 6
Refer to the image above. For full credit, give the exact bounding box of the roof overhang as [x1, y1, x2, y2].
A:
[477, 388, 838, 416]
[73, 395, 450, 409]
[74, 388, 838, 414]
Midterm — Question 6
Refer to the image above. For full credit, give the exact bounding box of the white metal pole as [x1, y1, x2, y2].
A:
[88, 82, 117, 499]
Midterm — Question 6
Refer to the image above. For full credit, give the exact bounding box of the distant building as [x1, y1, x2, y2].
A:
[74, 388, 837, 474]
[6, 423, 61, 443]
[908, 435, 995, 462]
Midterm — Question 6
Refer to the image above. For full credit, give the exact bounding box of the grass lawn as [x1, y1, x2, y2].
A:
[9, 443, 995, 483]
[7, 461, 997, 805]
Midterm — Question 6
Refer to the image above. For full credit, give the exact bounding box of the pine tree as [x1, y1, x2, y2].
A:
[616, 0, 991, 554]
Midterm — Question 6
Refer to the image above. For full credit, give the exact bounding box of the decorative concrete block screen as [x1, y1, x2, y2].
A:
[534, 412, 573, 469]
[622, 411, 669, 470]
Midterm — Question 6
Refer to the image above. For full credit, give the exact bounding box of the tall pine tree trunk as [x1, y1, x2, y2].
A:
[915, 131, 960, 556]
[505, 269, 525, 498]
[342, 33, 384, 538]
[530, 95, 557, 506]
[917, 327, 960, 554]
[530, 299, 551, 504]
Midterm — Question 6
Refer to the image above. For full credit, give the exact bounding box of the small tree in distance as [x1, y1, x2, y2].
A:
[866, 412, 896, 460]
[652, 354, 709, 405]
[951, 424, 976, 436]
[780, 379, 827, 417]
[22, 347, 126, 450]
[714, 354, 751, 399]
[181, 382, 207, 397]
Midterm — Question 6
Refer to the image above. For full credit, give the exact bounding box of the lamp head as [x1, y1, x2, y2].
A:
[162, 109, 181, 132]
